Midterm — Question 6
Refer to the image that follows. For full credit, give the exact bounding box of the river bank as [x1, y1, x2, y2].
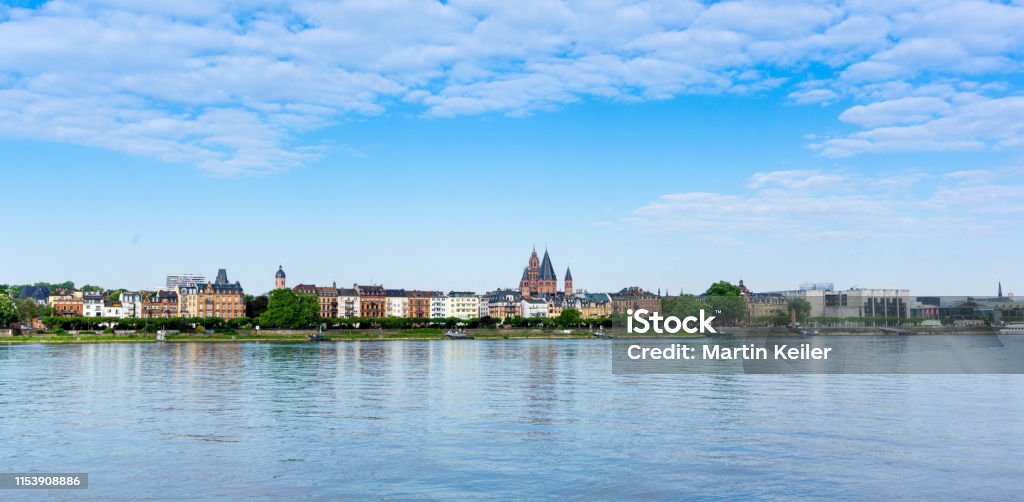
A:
[1, 325, 1005, 344]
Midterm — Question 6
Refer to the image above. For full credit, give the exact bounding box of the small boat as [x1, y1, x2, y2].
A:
[445, 331, 474, 340]
[591, 332, 615, 339]
[307, 333, 329, 342]
[156, 330, 166, 342]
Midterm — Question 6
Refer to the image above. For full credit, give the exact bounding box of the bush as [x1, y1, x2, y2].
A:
[102, 327, 114, 334]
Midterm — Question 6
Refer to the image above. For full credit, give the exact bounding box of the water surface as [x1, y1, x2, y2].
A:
[1, 340, 1022, 500]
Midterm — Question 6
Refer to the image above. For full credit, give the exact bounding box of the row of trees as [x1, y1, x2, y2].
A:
[657, 281, 813, 327]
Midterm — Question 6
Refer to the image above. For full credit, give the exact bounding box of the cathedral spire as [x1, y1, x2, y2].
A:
[999, 281, 1003, 298]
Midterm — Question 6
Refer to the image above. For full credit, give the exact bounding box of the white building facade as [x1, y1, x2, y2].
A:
[446, 292, 480, 320]
[430, 295, 448, 319]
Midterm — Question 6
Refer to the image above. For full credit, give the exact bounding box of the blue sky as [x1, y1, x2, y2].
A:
[2, 0, 1023, 296]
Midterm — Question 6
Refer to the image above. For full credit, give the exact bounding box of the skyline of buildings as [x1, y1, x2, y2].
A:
[14, 243, 1020, 324]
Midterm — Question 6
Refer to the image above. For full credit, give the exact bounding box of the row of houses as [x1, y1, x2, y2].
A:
[288, 284, 619, 320]
[46, 269, 245, 320]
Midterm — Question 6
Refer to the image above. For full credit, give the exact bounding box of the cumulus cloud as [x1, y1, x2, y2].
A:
[1, 0, 1023, 174]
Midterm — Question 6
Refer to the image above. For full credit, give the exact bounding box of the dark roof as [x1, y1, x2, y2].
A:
[611, 287, 658, 299]
[18, 285, 50, 302]
[356, 285, 385, 296]
[197, 281, 244, 294]
[293, 284, 317, 293]
[275, 266, 286, 279]
[521, 267, 529, 281]
[539, 250, 557, 280]
[156, 291, 178, 301]
[214, 268, 229, 285]
[385, 289, 407, 297]
[337, 288, 358, 296]
[565, 267, 572, 280]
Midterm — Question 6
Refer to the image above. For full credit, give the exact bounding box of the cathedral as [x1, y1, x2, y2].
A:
[519, 246, 572, 297]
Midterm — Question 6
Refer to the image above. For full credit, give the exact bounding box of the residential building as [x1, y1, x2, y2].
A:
[177, 269, 245, 319]
[141, 291, 178, 318]
[355, 284, 386, 318]
[478, 293, 492, 318]
[548, 292, 613, 319]
[488, 289, 522, 319]
[83, 293, 104, 317]
[385, 289, 408, 318]
[48, 290, 83, 317]
[294, 283, 339, 318]
[521, 297, 549, 318]
[446, 292, 480, 320]
[337, 288, 360, 318]
[102, 300, 124, 318]
[407, 290, 438, 318]
[430, 294, 448, 319]
[738, 280, 789, 319]
[118, 291, 144, 318]
[579, 293, 613, 318]
[609, 287, 661, 315]
[166, 273, 206, 290]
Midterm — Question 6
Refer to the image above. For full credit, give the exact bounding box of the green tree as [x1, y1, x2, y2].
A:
[245, 294, 269, 318]
[259, 289, 320, 329]
[0, 290, 18, 326]
[706, 295, 747, 326]
[788, 298, 812, 324]
[16, 298, 43, 324]
[557, 308, 583, 327]
[705, 280, 742, 297]
[661, 294, 707, 319]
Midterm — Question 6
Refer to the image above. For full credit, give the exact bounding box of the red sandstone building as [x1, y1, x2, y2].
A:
[518, 246, 572, 297]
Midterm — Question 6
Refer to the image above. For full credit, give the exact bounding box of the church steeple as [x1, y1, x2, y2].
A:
[564, 267, 573, 295]
[999, 281, 1003, 298]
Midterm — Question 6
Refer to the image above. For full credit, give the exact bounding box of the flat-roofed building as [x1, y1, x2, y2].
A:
[446, 292, 480, 320]
[166, 273, 206, 290]
[778, 287, 910, 318]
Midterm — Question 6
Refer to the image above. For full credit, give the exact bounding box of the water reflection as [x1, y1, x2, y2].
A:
[0, 341, 1022, 500]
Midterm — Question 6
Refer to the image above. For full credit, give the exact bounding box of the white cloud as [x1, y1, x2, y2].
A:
[822, 95, 1024, 156]
[1, 0, 1024, 174]
[623, 166, 1024, 241]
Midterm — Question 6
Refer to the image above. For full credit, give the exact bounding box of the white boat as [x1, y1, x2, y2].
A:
[999, 322, 1024, 335]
